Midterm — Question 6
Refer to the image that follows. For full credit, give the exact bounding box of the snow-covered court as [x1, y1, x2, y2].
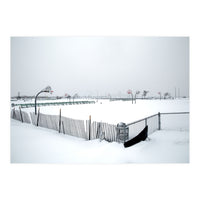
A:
[10, 99, 189, 163]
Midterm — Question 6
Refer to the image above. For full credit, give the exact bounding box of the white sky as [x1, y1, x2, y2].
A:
[11, 36, 189, 97]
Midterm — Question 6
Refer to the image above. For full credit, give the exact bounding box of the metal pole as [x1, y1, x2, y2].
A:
[131, 93, 133, 104]
[59, 108, 61, 133]
[88, 115, 91, 140]
[36, 108, 40, 126]
[175, 87, 176, 99]
[35, 90, 47, 115]
[35, 91, 42, 115]
[158, 112, 161, 130]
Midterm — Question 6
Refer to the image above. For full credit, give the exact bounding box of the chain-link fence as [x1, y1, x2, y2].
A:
[127, 114, 159, 139]
[126, 112, 189, 140]
[160, 112, 189, 131]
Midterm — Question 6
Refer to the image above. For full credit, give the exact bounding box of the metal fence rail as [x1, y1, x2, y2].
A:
[127, 114, 159, 138]
[160, 112, 189, 131]
[126, 112, 189, 139]
[11, 100, 96, 108]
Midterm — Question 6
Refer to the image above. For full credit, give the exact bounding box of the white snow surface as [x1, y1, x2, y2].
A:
[11, 120, 189, 164]
[16, 98, 189, 124]
[11, 99, 189, 163]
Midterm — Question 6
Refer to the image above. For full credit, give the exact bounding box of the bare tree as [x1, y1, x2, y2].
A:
[164, 92, 170, 99]
[65, 93, 71, 101]
[142, 90, 149, 99]
[158, 92, 162, 100]
[73, 93, 79, 102]
[135, 91, 140, 104]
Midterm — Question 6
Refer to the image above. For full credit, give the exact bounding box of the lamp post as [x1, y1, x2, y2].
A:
[35, 86, 53, 115]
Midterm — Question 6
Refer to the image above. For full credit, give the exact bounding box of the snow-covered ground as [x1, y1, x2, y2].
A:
[13, 98, 189, 124]
[10, 98, 189, 163]
[11, 119, 189, 163]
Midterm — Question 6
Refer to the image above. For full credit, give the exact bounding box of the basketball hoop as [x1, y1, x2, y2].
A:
[127, 89, 132, 94]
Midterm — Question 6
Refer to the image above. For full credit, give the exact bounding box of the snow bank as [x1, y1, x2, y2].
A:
[11, 119, 189, 163]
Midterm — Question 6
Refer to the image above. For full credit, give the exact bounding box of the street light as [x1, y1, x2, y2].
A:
[35, 86, 53, 114]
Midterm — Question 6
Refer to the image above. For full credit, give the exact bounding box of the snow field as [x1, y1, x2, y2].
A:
[11, 99, 189, 163]
[21, 98, 189, 125]
[11, 119, 189, 163]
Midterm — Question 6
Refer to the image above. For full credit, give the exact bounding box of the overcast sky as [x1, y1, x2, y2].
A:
[11, 36, 189, 97]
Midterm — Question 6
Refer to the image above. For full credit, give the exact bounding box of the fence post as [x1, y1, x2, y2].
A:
[116, 122, 129, 143]
[19, 106, 23, 123]
[36, 108, 40, 126]
[88, 115, 91, 140]
[59, 108, 61, 133]
[96, 122, 100, 139]
[13, 107, 16, 119]
[158, 112, 161, 130]
[62, 121, 65, 134]
[131, 93, 133, 104]
[145, 118, 147, 126]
